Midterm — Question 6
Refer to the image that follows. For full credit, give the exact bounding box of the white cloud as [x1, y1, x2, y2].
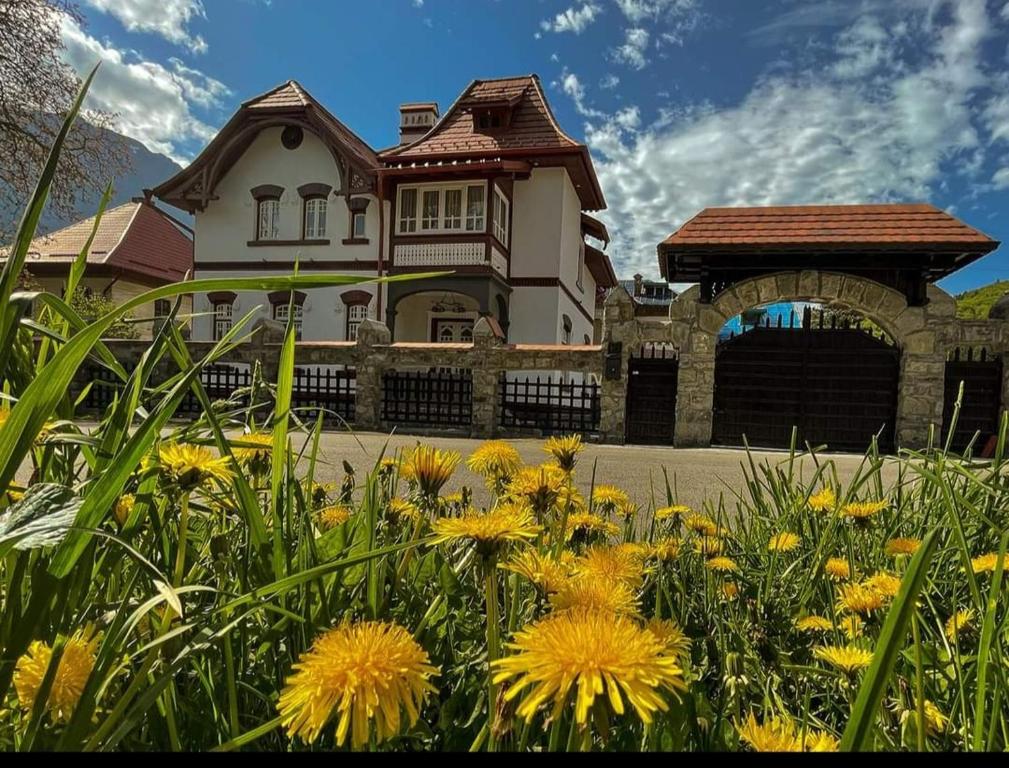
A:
[993, 167, 1009, 189]
[540, 3, 602, 35]
[600, 73, 621, 89]
[60, 14, 229, 162]
[613, 0, 701, 45]
[556, 70, 606, 118]
[581, 0, 1001, 278]
[1001, 1, 1009, 21]
[611, 27, 650, 69]
[84, 0, 208, 54]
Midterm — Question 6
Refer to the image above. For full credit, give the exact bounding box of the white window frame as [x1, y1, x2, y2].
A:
[395, 182, 487, 235]
[492, 185, 509, 247]
[347, 303, 369, 340]
[213, 301, 233, 341]
[352, 211, 367, 239]
[257, 198, 280, 241]
[273, 302, 304, 340]
[303, 198, 327, 239]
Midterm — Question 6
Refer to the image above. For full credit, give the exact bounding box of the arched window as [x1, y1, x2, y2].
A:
[208, 291, 236, 341]
[561, 314, 572, 345]
[298, 184, 332, 240]
[269, 291, 307, 341]
[251, 185, 284, 241]
[341, 290, 372, 341]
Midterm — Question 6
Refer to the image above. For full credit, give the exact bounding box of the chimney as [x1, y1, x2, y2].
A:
[633, 273, 643, 297]
[399, 103, 439, 145]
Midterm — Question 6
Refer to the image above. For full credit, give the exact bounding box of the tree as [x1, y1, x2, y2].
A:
[0, 0, 130, 240]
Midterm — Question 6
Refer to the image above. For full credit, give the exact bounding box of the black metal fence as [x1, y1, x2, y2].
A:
[943, 346, 1003, 454]
[382, 368, 472, 428]
[498, 373, 601, 434]
[291, 366, 356, 424]
[176, 364, 253, 415]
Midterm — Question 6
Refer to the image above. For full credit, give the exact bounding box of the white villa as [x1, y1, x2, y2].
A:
[153, 75, 616, 346]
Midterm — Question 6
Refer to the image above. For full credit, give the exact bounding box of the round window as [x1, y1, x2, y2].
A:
[281, 125, 304, 150]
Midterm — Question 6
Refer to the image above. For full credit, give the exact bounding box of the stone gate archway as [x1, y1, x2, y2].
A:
[666, 270, 958, 450]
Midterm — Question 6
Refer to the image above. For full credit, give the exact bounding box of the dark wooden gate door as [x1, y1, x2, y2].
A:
[626, 346, 678, 445]
[943, 348, 1002, 453]
[712, 310, 900, 452]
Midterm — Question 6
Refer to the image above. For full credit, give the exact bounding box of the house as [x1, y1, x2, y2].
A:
[9, 197, 193, 338]
[152, 76, 617, 346]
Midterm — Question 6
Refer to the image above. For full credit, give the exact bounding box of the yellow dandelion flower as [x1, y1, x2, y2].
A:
[501, 549, 572, 594]
[721, 582, 740, 600]
[885, 537, 921, 557]
[865, 571, 901, 598]
[549, 574, 640, 615]
[440, 490, 466, 508]
[807, 487, 836, 513]
[824, 557, 852, 581]
[795, 616, 833, 632]
[684, 513, 719, 536]
[492, 607, 686, 726]
[7, 487, 25, 504]
[836, 582, 886, 615]
[14, 627, 100, 723]
[114, 494, 135, 526]
[387, 497, 421, 524]
[768, 532, 800, 553]
[575, 545, 646, 588]
[232, 432, 272, 465]
[542, 434, 583, 474]
[841, 615, 864, 640]
[615, 541, 650, 558]
[277, 620, 438, 747]
[840, 499, 888, 520]
[507, 464, 565, 513]
[430, 503, 541, 557]
[317, 505, 351, 531]
[654, 504, 691, 521]
[971, 552, 1009, 574]
[737, 713, 802, 752]
[814, 644, 874, 675]
[911, 699, 947, 736]
[307, 481, 334, 508]
[157, 443, 234, 490]
[400, 445, 460, 498]
[705, 556, 739, 573]
[643, 618, 691, 659]
[804, 731, 840, 752]
[945, 608, 975, 643]
[555, 483, 586, 513]
[563, 511, 620, 541]
[592, 484, 631, 513]
[647, 537, 682, 561]
[693, 536, 725, 556]
[466, 440, 521, 481]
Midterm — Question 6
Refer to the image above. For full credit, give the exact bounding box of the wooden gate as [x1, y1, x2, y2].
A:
[942, 347, 1002, 453]
[712, 308, 900, 452]
[625, 345, 678, 445]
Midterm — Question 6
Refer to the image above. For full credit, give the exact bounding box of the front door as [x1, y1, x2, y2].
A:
[431, 318, 474, 343]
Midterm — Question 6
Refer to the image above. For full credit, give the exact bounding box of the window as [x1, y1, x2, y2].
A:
[347, 303, 369, 340]
[395, 184, 486, 234]
[273, 302, 304, 340]
[576, 241, 585, 290]
[258, 199, 280, 240]
[398, 188, 418, 233]
[303, 198, 327, 239]
[352, 211, 367, 238]
[561, 315, 572, 345]
[154, 299, 171, 318]
[492, 186, 509, 247]
[213, 300, 233, 341]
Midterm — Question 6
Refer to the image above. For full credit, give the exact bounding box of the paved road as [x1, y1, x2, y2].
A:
[288, 431, 893, 512]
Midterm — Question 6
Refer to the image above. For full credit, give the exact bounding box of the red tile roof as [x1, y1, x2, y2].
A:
[661, 204, 998, 251]
[382, 76, 579, 159]
[17, 200, 193, 283]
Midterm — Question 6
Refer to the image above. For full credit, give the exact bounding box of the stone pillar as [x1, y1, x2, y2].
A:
[599, 287, 638, 443]
[674, 335, 716, 447]
[250, 318, 286, 384]
[354, 318, 391, 431]
[470, 317, 503, 439]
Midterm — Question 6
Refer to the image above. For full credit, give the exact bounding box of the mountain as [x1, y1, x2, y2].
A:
[954, 280, 1009, 320]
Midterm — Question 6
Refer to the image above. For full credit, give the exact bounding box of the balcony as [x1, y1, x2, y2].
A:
[392, 237, 507, 277]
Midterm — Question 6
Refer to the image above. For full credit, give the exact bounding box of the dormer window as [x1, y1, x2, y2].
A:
[475, 109, 506, 131]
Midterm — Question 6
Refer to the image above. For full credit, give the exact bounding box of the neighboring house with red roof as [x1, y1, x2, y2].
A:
[153, 76, 616, 346]
[8, 198, 193, 339]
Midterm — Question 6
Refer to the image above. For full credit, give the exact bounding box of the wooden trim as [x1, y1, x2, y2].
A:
[340, 290, 373, 306]
[297, 182, 332, 199]
[246, 239, 330, 247]
[392, 232, 496, 246]
[267, 290, 307, 306]
[342, 237, 370, 245]
[197, 260, 378, 271]
[388, 264, 496, 276]
[207, 290, 237, 305]
[347, 196, 371, 213]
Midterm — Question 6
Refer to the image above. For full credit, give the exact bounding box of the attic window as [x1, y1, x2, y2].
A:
[281, 125, 304, 150]
[473, 108, 509, 133]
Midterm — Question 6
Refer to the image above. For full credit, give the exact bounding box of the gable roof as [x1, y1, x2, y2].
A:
[658, 203, 999, 279]
[381, 75, 605, 210]
[153, 80, 379, 212]
[14, 200, 193, 283]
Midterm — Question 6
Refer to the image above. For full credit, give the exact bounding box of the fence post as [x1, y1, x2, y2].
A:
[471, 317, 503, 438]
[353, 319, 391, 431]
[599, 287, 638, 444]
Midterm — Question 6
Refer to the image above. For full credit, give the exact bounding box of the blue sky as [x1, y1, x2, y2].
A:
[58, 0, 1008, 293]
